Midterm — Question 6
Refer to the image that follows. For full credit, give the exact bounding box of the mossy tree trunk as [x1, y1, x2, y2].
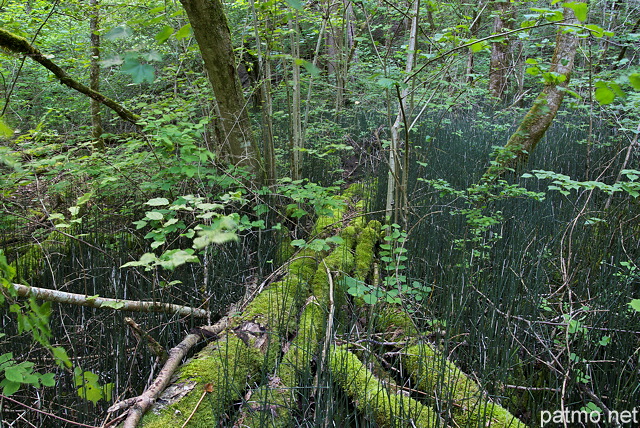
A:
[485, 7, 581, 178]
[179, 0, 264, 184]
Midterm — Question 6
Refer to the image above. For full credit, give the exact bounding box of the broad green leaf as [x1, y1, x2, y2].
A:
[594, 86, 615, 105]
[175, 23, 191, 39]
[121, 58, 155, 84]
[629, 299, 640, 312]
[4, 366, 24, 383]
[376, 77, 397, 89]
[1, 379, 20, 396]
[104, 25, 133, 40]
[629, 73, 640, 90]
[470, 40, 487, 53]
[155, 26, 173, 44]
[158, 249, 199, 269]
[296, 59, 321, 77]
[145, 211, 164, 220]
[142, 50, 163, 62]
[584, 24, 605, 38]
[563, 2, 588, 22]
[99, 55, 123, 68]
[146, 197, 170, 206]
[285, 0, 303, 9]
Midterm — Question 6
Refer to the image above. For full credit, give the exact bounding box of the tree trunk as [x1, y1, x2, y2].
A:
[485, 7, 581, 178]
[290, 11, 303, 181]
[249, 0, 276, 184]
[179, 0, 264, 183]
[89, 0, 104, 151]
[488, 0, 515, 100]
[386, 0, 419, 225]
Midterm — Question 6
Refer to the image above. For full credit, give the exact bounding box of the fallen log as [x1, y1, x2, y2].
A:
[9, 283, 210, 318]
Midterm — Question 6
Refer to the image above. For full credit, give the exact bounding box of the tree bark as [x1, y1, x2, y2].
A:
[485, 8, 581, 178]
[89, 0, 104, 151]
[488, 0, 515, 99]
[179, 0, 264, 183]
[0, 28, 140, 125]
[9, 283, 210, 318]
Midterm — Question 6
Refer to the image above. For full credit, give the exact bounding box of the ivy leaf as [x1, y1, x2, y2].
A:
[104, 25, 133, 40]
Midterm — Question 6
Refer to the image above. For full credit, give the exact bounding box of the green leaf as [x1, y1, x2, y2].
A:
[629, 73, 640, 90]
[155, 26, 174, 44]
[104, 25, 133, 40]
[145, 211, 164, 220]
[563, 2, 588, 22]
[52, 347, 71, 368]
[0, 116, 13, 139]
[100, 300, 125, 309]
[470, 40, 487, 53]
[584, 24, 605, 38]
[40, 372, 56, 387]
[629, 299, 640, 312]
[285, 0, 303, 9]
[297, 59, 321, 77]
[99, 55, 123, 68]
[594, 86, 615, 105]
[2, 380, 20, 396]
[175, 23, 192, 39]
[121, 58, 155, 84]
[146, 198, 170, 206]
[376, 77, 397, 89]
[4, 366, 24, 383]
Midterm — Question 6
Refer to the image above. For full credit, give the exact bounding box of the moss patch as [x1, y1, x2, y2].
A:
[141, 335, 264, 427]
[329, 345, 441, 427]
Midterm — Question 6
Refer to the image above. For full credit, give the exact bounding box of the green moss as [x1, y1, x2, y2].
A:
[239, 301, 325, 427]
[374, 306, 419, 338]
[403, 343, 526, 428]
[241, 276, 306, 335]
[354, 222, 380, 281]
[329, 345, 441, 427]
[141, 335, 264, 427]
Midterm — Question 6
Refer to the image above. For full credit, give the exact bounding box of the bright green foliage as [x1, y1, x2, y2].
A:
[0, 353, 56, 396]
[523, 169, 640, 198]
[74, 367, 113, 404]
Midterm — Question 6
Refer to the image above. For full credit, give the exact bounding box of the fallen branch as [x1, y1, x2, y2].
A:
[10, 283, 210, 318]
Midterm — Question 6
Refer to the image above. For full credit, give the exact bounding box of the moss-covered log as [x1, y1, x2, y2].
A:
[403, 343, 526, 428]
[329, 345, 443, 427]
